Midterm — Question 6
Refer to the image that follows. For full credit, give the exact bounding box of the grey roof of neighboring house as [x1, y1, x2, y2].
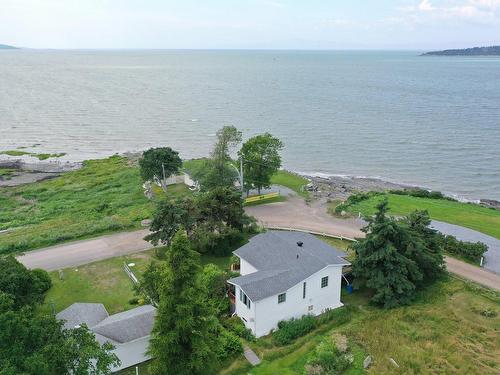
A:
[92, 305, 156, 344]
[228, 231, 349, 301]
[56, 303, 156, 371]
[56, 303, 109, 330]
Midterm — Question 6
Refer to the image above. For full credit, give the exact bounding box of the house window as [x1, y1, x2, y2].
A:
[278, 293, 286, 304]
[303, 282, 307, 299]
[321, 276, 329, 288]
[241, 291, 251, 309]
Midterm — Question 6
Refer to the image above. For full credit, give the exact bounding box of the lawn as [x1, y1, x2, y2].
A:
[270, 170, 309, 198]
[223, 277, 500, 375]
[42, 251, 155, 315]
[342, 193, 500, 239]
[42, 249, 233, 315]
[0, 156, 193, 255]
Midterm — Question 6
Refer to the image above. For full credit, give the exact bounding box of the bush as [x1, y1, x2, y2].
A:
[128, 297, 140, 305]
[216, 328, 243, 360]
[389, 188, 455, 201]
[304, 335, 354, 375]
[274, 315, 317, 346]
[222, 316, 255, 341]
[439, 234, 488, 263]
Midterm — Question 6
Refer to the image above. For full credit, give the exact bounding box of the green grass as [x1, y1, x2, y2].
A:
[343, 193, 500, 239]
[41, 249, 232, 315]
[270, 170, 309, 198]
[0, 150, 66, 160]
[0, 156, 197, 255]
[244, 195, 288, 207]
[0, 168, 16, 179]
[223, 277, 499, 375]
[42, 251, 155, 315]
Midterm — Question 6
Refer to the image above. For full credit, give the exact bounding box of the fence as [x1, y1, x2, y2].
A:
[244, 192, 280, 204]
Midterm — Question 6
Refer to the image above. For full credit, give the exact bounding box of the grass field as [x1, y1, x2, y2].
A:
[223, 277, 500, 375]
[340, 193, 500, 239]
[0, 156, 194, 255]
[270, 170, 309, 198]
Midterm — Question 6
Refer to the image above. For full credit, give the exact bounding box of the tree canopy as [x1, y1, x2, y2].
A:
[352, 200, 444, 308]
[139, 147, 182, 192]
[0, 257, 120, 374]
[191, 126, 242, 191]
[239, 133, 283, 194]
[145, 186, 253, 255]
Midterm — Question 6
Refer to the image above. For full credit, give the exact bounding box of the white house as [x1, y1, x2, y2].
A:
[227, 231, 350, 338]
[57, 303, 156, 372]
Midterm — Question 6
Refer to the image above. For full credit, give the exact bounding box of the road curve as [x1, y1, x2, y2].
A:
[16, 197, 500, 291]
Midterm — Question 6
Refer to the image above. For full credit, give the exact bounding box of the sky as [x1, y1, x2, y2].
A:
[1, 0, 499, 50]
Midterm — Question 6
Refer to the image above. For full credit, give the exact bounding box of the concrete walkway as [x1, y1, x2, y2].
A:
[17, 229, 153, 271]
[243, 346, 261, 366]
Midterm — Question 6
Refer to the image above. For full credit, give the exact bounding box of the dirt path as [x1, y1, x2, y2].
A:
[17, 229, 153, 271]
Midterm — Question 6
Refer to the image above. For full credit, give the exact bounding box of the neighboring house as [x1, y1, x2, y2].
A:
[227, 231, 350, 338]
[163, 172, 198, 189]
[56, 303, 156, 372]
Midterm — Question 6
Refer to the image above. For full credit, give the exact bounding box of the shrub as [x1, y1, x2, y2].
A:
[274, 315, 317, 346]
[216, 328, 243, 360]
[222, 316, 255, 341]
[389, 188, 456, 201]
[439, 234, 488, 263]
[128, 297, 140, 305]
[304, 335, 354, 375]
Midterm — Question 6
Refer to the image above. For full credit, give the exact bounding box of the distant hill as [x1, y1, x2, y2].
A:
[422, 45, 500, 56]
[0, 44, 18, 49]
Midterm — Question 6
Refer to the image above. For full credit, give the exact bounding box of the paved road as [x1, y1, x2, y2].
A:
[17, 229, 153, 271]
[431, 221, 500, 274]
[17, 197, 500, 290]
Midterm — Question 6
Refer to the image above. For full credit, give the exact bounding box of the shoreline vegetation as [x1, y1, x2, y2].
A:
[1, 153, 499, 255]
[421, 45, 500, 56]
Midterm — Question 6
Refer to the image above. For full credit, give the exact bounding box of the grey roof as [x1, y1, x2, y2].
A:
[56, 303, 109, 330]
[228, 231, 349, 301]
[92, 305, 156, 344]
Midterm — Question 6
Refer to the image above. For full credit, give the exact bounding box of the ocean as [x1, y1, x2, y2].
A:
[0, 50, 499, 200]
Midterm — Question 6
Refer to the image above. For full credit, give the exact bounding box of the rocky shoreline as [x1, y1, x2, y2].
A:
[301, 173, 500, 210]
[0, 158, 82, 187]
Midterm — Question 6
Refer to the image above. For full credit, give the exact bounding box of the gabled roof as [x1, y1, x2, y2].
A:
[91, 305, 156, 344]
[228, 231, 349, 301]
[56, 303, 109, 330]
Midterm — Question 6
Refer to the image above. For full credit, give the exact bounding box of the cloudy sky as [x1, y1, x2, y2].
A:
[1, 0, 499, 49]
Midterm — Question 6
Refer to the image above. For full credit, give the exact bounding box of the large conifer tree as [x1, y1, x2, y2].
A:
[148, 230, 219, 375]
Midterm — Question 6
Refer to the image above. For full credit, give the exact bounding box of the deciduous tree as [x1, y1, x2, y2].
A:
[239, 133, 283, 194]
[139, 147, 182, 192]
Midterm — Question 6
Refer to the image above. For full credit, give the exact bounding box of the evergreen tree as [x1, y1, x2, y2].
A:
[148, 230, 220, 375]
[352, 200, 422, 308]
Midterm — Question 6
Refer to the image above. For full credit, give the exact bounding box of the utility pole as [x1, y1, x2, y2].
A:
[240, 157, 244, 193]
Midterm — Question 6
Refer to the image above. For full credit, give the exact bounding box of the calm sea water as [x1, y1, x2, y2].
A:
[0, 50, 499, 200]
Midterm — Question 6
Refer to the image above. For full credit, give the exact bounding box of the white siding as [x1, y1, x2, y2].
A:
[234, 286, 256, 333]
[240, 258, 258, 276]
[252, 265, 344, 337]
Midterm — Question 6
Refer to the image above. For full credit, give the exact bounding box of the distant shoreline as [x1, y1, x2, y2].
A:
[422, 45, 500, 56]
